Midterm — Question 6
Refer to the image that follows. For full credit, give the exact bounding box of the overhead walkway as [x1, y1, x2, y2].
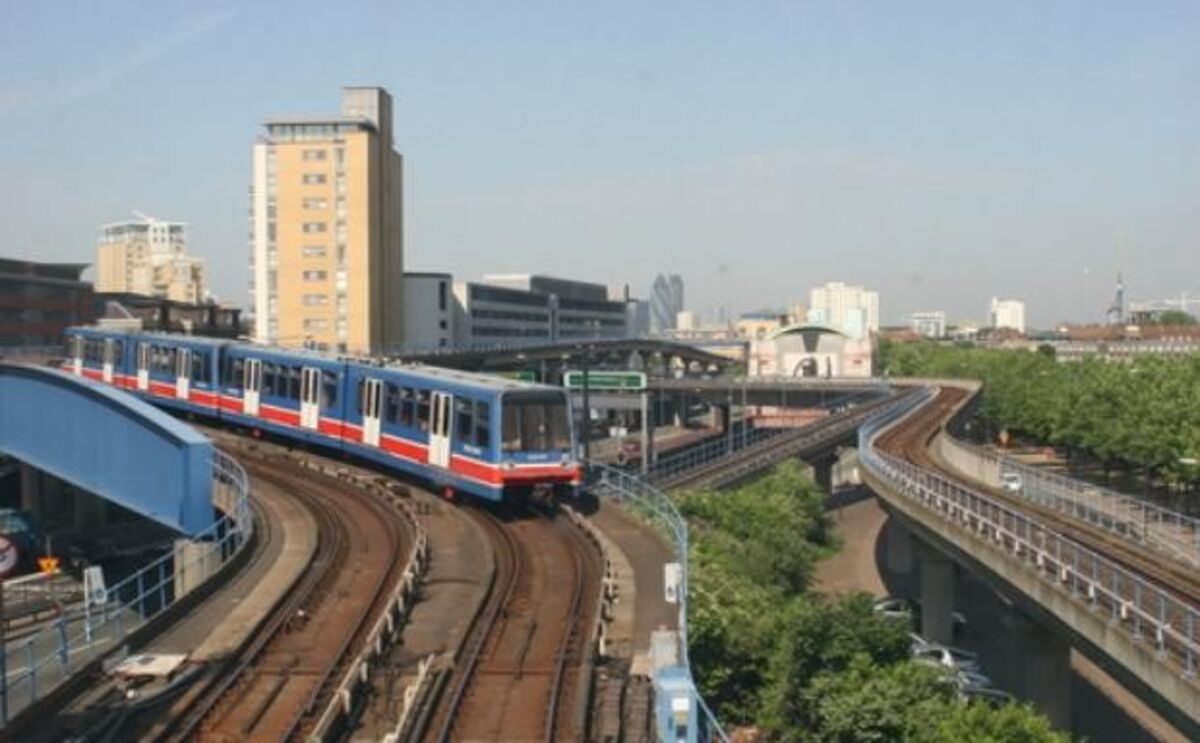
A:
[0, 362, 213, 536]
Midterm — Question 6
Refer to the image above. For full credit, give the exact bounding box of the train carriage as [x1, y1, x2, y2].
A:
[217, 345, 347, 446]
[66, 329, 227, 416]
[62, 327, 581, 503]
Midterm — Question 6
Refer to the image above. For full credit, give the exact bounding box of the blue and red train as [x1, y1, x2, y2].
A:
[64, 327, 581, 502]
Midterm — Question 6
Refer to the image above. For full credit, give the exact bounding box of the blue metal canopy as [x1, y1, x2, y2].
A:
[0, 363, 213, 535]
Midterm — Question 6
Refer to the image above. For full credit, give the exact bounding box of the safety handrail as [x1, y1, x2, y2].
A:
[858, 390, 1200, 682]
[0, 449, 252, 726]
[586, 463, 729, 742]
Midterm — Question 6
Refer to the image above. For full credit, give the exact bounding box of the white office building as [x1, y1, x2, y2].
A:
[400, 272, 454, 351]
[451, 274, 628, 346]
[911, 311, 947, 339]
[806, 282, 879, 340]
[989, 298, 1027, 334]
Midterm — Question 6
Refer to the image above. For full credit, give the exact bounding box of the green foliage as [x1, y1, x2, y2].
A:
[760, 596, 913, 735]
[877, 341, 1200, 485]
[914, 699, 1071, 743]
[682, 460, 1066, 740]
[1153, 310, 1197, 326]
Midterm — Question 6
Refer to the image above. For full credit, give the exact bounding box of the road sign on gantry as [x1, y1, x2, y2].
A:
[563, 370, 647, 391]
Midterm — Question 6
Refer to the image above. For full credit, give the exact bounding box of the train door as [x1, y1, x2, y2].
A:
[429, 391, 453, 468]
[243, 358, 261, 415]
[69, 336, 83, 375]
[175, 348, 191, 399]
[362, 378, 383, 446]
[136, 343, 150, 391]
[300, 367, 321, 430]
[101, 339, 115, 384]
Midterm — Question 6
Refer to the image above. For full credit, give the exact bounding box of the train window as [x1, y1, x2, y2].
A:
[455, 398, 473, 443]
[416, 390, 431, 431]
[288, 367, 301, 400]
[192, 352, 209, 384]
[502, 394, 572, 452]
[112, 340, 124, 363]
[355, 379, 364, 414]
[399, 386, 415, 426]
[475, 401, 490, 448]
[263, 363, 278, 397]
[384, 383, 399, 423]
[321, 371, 338, 409]
[231, 358, 245, 388]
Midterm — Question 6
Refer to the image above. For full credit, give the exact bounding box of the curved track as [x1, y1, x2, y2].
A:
[420, 503, 602, 742]
[162, 442, 412, 742]
[877, 385, 1200, 620]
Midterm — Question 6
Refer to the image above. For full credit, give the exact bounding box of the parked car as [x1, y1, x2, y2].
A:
[1000, 471, 1023, 493]
[911, 643, 981, 674]
[875, 596, 968, 637]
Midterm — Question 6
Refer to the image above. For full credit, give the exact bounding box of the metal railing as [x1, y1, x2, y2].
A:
[587, 464, 729, 742]
[646, 424, 783, 483]
[859, 390, 1200, 682]
[0, 449, 252, 725]
[0, 345, 63, 360]
[942, 436, 1200, 569]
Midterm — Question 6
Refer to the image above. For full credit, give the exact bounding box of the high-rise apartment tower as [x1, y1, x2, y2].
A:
[251, 87, 404, 353]
[96, 213, 206, 303]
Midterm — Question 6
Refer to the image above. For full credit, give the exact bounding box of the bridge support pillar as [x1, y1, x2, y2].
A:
[19, 462, 45, 522]
[884, 516, 913, 575]
[1006, 610, 1073, 730]
[811, 454, 836, 494]
[918, 546, 955, 645]
[73, 489, 108, 531]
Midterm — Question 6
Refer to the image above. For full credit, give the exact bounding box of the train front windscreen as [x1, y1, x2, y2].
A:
[501, 392, 573, 454]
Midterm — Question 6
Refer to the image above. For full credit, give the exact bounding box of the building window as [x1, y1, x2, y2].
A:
[303, 318, 329, 332]
[438, 281, 447, 311]
[302, 149, 326, 161]
[302, 173, 327, 185]
[302, 294, 329, 306]
[302, 222, 327, 233]
[302, 198, 328, 210]
[302, 245, 326, 257]
[303, 271, 328, 282]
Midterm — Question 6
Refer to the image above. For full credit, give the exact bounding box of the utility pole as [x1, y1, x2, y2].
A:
[580, 346, 591, 463]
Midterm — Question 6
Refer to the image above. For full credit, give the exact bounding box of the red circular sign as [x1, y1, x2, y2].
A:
[0, 536, 20, 579]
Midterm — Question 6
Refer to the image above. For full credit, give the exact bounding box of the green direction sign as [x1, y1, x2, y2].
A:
[491, 370, 538, 382]
[563, 370, 647, 391]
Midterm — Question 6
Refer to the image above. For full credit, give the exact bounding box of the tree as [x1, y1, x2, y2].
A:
[760, 595, 912, 734]
[913, 698, 1070, 743]
[1154, 309, 1196, 326]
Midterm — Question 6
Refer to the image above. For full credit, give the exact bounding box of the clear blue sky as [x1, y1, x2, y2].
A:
[2, 1, 1198, 327]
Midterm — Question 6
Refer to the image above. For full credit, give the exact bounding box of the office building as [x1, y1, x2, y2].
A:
[251, 86, 404, 354]
[0, 258, 94, 348]
[989, 298, 1027, 334]
[649, 274, 684, 333]
[96, 214, 206, 304]
[911, 311, 947, 339]
[451, 274, 627, 345]
[400, 272, 454, 351]
[807, 282, 879, 340]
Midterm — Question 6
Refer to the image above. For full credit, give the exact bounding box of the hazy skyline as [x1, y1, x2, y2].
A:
[2, 1, 1198, 327]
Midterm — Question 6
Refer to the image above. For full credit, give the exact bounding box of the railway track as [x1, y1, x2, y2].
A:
[416, 502, 602, 742]
[156, 440, 412, 742]
[660, 392, 905, 491]
[876, 385, 1200, 629]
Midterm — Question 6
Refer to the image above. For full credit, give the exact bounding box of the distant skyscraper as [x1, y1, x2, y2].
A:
[989, 298, 1026, 334]
[96, 213, 206, 303]
[807, 282, 879, 340]
[649, 273, 684, 333]
[911, 311, 947, 339]
[251, 86, 405, 353]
